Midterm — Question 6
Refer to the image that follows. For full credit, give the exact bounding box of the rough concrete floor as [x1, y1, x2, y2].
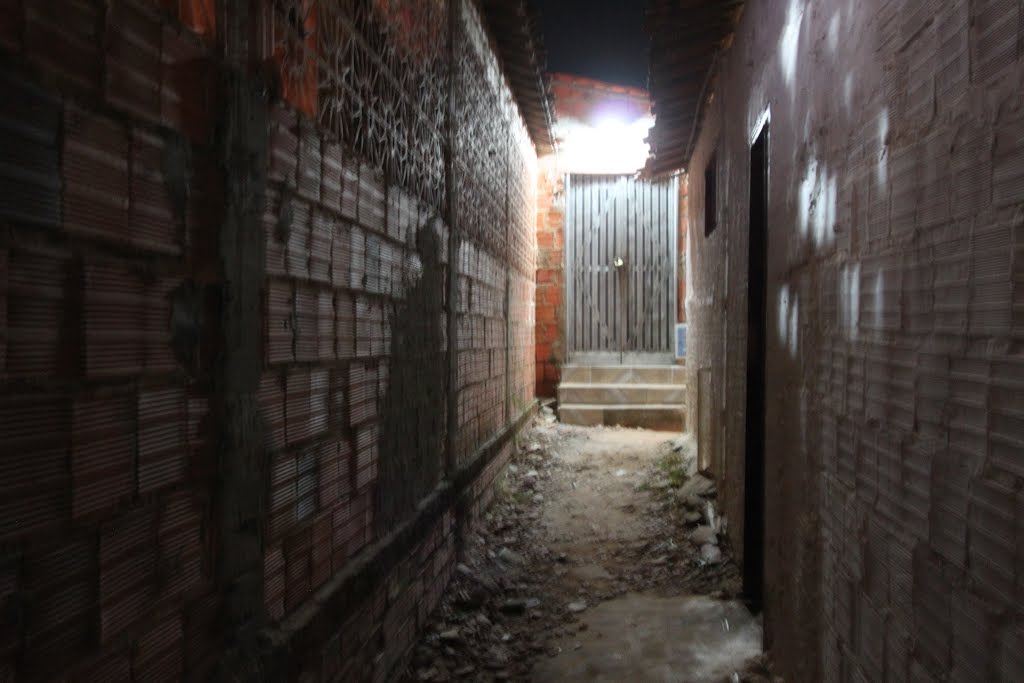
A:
[532, 594, 761, 682]
[403, 420, 774, 683]
[532, 428, 763, 683]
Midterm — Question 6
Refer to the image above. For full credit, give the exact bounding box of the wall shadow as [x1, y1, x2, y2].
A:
[375, 218, 447, 532]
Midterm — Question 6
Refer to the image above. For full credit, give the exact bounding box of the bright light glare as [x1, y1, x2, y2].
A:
[555, 115, 654, 174]
[780, 0, 803, 87]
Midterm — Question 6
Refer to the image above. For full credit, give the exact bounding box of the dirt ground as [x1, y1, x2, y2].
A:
[401, 416, 780, 683]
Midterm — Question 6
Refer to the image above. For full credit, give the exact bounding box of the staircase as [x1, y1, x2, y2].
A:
[557, 364, 686, 431]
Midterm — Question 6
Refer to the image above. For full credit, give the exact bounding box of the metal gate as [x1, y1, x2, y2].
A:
[565, 174, 678, 364]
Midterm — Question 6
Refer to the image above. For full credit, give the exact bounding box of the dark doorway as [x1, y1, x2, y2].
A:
[743, 122, 769, 612]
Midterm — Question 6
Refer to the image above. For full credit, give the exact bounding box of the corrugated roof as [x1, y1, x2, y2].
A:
[644, 0, 744, 176]
[480, 0, 556, 155]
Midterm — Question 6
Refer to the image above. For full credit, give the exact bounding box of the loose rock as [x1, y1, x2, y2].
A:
[690, 525, 719, 546]
[498, 548, 524, 566]
[499, 598, 528, 615]
[680, 473, 717, 499]
[439, 629, 462, 644]
[701, 543, 723, 564]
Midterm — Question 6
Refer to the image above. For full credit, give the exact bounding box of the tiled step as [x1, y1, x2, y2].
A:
[558, 404, 686, 432]
[558, 383, 687, 405]
[561, 365, 686, 385]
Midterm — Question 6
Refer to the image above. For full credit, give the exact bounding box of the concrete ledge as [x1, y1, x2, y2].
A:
[559, 404, 686, 432]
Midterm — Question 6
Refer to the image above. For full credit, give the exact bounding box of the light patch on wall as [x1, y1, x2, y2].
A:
[777, 284, 800, 358]
[877, 109, 889, 186]
[827, 12, 840, 55]
[554, 115, 654, 175]
[843, 71, 855, 112]
[780, 0, 804, 87]
[839, 263, 860, 340]
[873, 270, 885, 332]
[789, 297, 799, 356]
[797, 158, 837, 247]
[817, 173, 837, 246]
[797, 157, 817, 238]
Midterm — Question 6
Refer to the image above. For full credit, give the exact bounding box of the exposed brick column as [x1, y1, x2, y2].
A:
[535, 157, 564, 398]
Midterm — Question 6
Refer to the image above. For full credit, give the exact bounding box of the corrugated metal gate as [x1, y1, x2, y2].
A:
[565, 174, 678, 363]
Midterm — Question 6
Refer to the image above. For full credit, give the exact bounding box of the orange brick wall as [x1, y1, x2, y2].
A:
[549, 73, 651, 125]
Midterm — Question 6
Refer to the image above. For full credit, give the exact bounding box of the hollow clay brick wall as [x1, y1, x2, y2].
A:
[0, 2, 220, 679]
[0, 0, 537, 680]
[684, 1, 1024, 681]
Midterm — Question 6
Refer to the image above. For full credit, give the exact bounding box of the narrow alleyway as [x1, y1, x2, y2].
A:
[404, 414, 777, 682]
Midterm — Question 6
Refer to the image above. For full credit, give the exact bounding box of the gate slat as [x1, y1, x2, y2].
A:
[598, 178, 607, 350]
[565, 174, 571, 351]
[607, 179, 615, 351]
[583, 176, 590, 350]
[589, 177, 599, 350]
[611, 178, 619, 355]
[580, 176, 589, 350]
[654, 181, 664, 351]
[641, 180, 651, 350]
[631, 177, 638, 351]
[627, 177, 635, 348]
[606, 177, 615, 351]
[663, 181, 671, 349]
[631, 179, 640, 351]
[568, 174, 576, 352]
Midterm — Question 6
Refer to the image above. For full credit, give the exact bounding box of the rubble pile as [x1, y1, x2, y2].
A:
[404, 427, 573, 681]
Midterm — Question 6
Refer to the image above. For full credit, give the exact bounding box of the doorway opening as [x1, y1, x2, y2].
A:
[743, 122, 769, 612]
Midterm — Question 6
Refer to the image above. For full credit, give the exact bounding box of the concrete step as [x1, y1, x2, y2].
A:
[558, 404, 686, 432]
[561, 365, 686, 386]
[558, 383, 687, 405]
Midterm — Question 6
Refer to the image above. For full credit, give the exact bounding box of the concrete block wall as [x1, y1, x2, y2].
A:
[0, 0, 537, 680]
[685, 1, 1024, 681]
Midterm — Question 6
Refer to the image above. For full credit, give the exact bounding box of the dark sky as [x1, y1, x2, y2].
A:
[536, 0, 649, 90]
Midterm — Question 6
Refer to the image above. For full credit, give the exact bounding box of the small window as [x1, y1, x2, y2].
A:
[704, 154, 718, 237]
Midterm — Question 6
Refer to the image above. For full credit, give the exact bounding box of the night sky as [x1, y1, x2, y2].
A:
[536, 0, 649, 90]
